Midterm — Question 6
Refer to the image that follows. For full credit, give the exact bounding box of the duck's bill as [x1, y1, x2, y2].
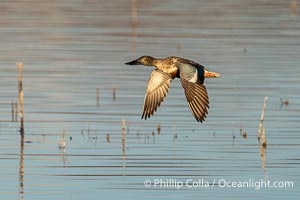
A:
[125, 59, 140, 65]
[204, 70, 221, 78]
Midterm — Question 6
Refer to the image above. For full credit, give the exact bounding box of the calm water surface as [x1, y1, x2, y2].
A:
[0, 0, 300, 199]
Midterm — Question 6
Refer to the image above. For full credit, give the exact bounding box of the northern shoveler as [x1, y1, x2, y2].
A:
[125, 56, 220, 122]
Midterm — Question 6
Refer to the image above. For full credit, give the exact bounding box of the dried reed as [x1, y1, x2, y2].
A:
[17, 62, 24, 135]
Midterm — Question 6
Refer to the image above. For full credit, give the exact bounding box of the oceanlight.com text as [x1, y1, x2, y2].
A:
[143, 178, 294, 190]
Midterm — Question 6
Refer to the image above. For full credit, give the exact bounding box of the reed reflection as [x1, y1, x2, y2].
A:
[122, 119, 126, 172]
[258, 135, 268, 180]
[19, 133, 24, 200]
[59, 148, 68, 166]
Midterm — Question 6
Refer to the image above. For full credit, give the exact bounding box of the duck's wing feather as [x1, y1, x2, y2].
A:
[176, 62, 209, 122]
[142, 69, 172, 119]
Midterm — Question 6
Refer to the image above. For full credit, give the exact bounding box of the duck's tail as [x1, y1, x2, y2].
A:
[204, 70, 221, 78]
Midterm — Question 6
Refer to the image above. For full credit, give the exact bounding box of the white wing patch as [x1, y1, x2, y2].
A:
[176, 62, 199, 83]
[189, 69, 198, 83]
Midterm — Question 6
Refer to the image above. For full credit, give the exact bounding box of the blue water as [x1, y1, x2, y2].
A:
[0, 0, 299, 199]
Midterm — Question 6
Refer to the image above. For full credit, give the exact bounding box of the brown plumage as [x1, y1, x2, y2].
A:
[125, 56, 220, 122]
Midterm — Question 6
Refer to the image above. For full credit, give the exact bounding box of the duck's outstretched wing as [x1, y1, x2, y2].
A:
[142, 69, 173, 119]
[176, 62, 209, 122]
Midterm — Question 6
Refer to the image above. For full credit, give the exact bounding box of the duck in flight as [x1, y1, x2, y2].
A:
[125, 56, 220, 122]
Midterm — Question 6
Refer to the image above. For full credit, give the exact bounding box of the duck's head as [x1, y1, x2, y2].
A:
[125, 56, 155, 66]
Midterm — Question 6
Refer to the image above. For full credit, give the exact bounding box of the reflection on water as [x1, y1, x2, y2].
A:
[59, 147, 68, 166]
[19, 133, 24, 200]
[0, 0, 300, 199]
[258, 138, 267, 174]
